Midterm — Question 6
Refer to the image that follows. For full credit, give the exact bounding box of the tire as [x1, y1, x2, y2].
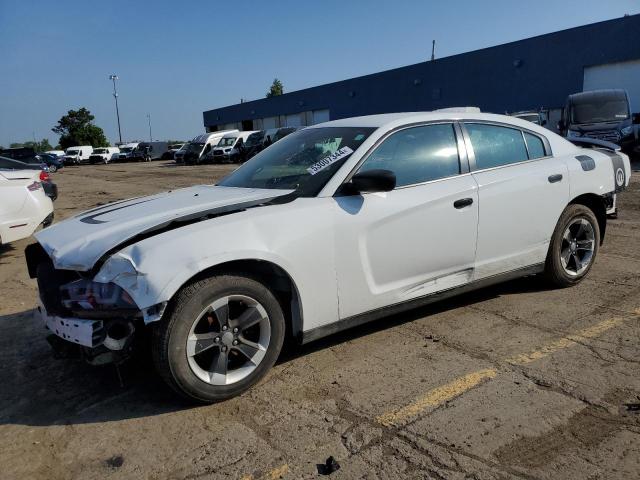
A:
[48, 164, 57, 173]
[544, 204, 600, 288]
[152, 274, 285, 402]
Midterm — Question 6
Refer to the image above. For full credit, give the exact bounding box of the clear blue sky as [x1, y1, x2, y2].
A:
[1, 0, 638, 147]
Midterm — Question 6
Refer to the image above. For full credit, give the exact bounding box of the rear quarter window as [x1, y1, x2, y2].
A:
[524, 132, 546, 159]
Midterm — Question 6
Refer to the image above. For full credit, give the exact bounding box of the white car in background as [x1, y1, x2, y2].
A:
[26, 112, 630, 402]
[89, 147, 121, 164]
[210, 130, 258, 163]
[1, 169, 53, 245]
[64, 146, 93, 165]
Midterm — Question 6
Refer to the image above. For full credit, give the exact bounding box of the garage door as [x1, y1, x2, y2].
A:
[285, 113, 303, 127]
[584, 59, 640, 113]
[261, 116, 278, 130]
[312, 109, 330, 124]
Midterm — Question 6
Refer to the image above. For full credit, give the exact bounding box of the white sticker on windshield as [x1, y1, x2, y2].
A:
[307, 146, 354, 175]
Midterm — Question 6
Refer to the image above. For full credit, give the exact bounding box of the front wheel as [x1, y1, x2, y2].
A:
[48, 164, 57, 173]
[152, 274, 285, 402]
[544, 204, 600, 287]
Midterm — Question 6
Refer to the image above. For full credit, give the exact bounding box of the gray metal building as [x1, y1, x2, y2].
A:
[203, 15, 640, 132]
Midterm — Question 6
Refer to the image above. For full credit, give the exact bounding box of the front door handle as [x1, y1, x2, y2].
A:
[453, 198, 473, 209]
[548, 174, 563, 183]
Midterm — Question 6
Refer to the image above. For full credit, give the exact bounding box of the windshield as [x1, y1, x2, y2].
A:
[245, 132, 264, 147]
[120, 147, 133, 153]
[571, 98, 629, 124]
[187, 142, 204, 154]
[66, 150, 79, 155]
[218, 137, 237, 147]
[274, 127, 296, 141]
[517, 114, 540, 124]
[218, 127, 375, 196]
[94, 149, 107, 154]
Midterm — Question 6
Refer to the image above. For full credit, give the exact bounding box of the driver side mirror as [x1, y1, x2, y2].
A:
[349, 169, 396, 193]
[632, 113, 640, 125]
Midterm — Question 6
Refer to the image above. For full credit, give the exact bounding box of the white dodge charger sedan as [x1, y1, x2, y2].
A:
[26, 112, 630, 402]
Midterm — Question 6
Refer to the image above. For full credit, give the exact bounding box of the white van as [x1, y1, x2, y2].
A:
[117, 143, 140, 161]
[89, 147, 121, 164]
[211, 131, 258, 163]
[64, 146, 93, 165]
[183, 130, 238, 165]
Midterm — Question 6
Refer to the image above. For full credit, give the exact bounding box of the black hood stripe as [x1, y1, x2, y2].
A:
[90, 191, 299, 274]
[80, 199, 155, 224]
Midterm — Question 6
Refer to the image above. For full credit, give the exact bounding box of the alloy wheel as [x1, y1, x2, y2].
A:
[186, 295, 270, 385]
[560, 217, 595, 276]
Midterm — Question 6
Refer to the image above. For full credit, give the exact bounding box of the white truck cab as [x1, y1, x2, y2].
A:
[183, 130, 239, 164]
[89, 147, 120, 164]
[211, 131, 258, 163]
[64, 146, 93, 165]
[117, 143, 140, 161]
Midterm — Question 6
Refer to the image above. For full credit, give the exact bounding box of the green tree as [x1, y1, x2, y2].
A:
[52, 107, 109, 149]
[266, 78, 284, 98]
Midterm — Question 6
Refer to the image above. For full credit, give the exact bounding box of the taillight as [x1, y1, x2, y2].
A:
[27, 181, 42, 191]
[39, 171, 50, 182]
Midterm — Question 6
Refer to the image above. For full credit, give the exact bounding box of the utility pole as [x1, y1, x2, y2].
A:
[431, 40, 436, 61]
[146, 113, 152, 141]
[109, 74, 123, 144]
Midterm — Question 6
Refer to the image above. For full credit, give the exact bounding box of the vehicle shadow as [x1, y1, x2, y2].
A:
[0, 243, 16, 262]
[0, 275, 548, 427]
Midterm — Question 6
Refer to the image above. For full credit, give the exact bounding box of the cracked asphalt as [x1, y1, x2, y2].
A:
[1, 160, 639, 479]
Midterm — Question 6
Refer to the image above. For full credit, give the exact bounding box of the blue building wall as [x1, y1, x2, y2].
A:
[203, 15, 640, 129]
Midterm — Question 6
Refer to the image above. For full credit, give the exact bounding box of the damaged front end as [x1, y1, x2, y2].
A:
[26, 243, 157, 366]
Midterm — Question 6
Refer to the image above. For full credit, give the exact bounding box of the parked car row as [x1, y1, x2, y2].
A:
[176, 126, 303, 165]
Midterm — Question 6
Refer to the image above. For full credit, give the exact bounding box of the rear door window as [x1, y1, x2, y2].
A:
[465, 124, 528, 169]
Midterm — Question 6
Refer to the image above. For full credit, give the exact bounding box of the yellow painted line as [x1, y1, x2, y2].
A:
[506, 317, 625, 365]
[375, 313, 636, 428]
[265, 464, 289, 479]
[375, 368, 497, 427]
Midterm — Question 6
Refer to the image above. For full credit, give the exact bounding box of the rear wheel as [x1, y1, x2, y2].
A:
[544, 204, 600, 287]
[48, 164, 57, 173]
[152, 274, 285, 402]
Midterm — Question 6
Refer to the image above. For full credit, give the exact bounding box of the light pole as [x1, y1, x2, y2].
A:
[146, 113, 152, 141]
[109, 74, 123, 144]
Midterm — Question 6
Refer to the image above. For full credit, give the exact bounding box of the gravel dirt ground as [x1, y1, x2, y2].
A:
[1, 160, 639, 480]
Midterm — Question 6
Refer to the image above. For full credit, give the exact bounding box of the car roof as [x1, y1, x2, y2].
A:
[568, 89, 627, 102]
[309, 111, 545, 132]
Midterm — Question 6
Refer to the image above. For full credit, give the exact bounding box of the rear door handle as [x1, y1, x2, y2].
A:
[548, 174, 563, 183]
[453, 198, 473, 209]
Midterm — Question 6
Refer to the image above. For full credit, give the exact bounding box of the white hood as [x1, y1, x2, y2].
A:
[35, 185, 293, 271]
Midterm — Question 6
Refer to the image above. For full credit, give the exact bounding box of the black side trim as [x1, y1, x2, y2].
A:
[300, 263, 544, 344]
[575, 155, 596, 171]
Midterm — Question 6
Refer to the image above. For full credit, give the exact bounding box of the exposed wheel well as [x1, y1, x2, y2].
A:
[172, 260, 303, 342]
[569, 193, 607, 244]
